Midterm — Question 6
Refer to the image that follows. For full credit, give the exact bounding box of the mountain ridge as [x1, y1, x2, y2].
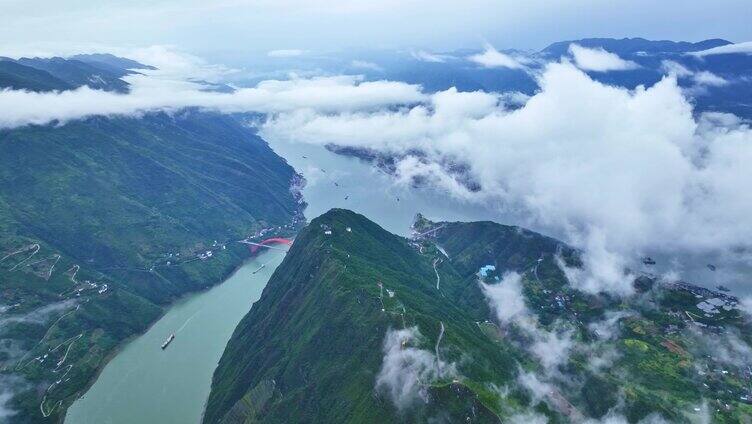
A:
[0, 54, 152, 93]
[205, 209, 752, 423]
[0, 107, 304, 423]
[540, 37, 732, 57]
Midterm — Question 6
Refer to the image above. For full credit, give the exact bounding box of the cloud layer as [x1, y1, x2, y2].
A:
[0, 74, 424, 129]
[263, 61, 752, 295]
[4, 49, 752, 296]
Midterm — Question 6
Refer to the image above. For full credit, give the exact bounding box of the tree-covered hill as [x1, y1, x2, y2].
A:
[204, 208, 524, 423]
[0, 110, 304, 423]
[205, 209, 752, 423]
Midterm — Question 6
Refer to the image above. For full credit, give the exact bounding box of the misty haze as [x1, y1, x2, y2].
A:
[1, 1, 752, 423]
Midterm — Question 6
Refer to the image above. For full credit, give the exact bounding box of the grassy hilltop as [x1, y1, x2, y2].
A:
[206, 209, 752, 423]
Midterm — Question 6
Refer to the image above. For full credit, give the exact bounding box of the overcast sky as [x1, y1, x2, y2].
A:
[1, 0, 751, 63]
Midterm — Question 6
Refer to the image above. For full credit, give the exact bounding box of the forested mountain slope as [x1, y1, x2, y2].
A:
[0, 109, 303, 423]
[206, 210, 752, 423]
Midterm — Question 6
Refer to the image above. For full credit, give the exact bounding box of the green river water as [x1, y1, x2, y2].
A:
[65, 250, 284, 424]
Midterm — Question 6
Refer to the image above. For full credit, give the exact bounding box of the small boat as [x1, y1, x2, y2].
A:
[707, 264, 717, 271]
[161, 334, 175, 350]
[252, 264, 266, 274]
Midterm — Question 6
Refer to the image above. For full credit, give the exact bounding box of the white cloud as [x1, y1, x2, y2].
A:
[660, 60, 693, 78]
[517, 371, 554, 403]
[267, 49, 307, 58]
[128, 45, 239, 81]
[479, 272, 574, 373]
[660, 60, 729, 94]
[0, 375, 27, 422]
[410, 50, 453, 63]
[687, 328, 752, 369]
[689, 401, 712, 424]
[480, 272, 528, 324]
[692, 71, 729, 87]
[581, 311, 632, 372]
[556, 231, 635, 296]
[585, 344, 622, 373]
[517, 368, 674, 424]
[509, 411, 549, 424]
[0, 73, 425, 129]
[350, 60, 382, 71]
[689, 41, 752, 57]
[263, 61, 752, 295]
[530, 328, 573, 372]
[588, 311, 632, 341]
[375, 326, 456, 411]
[468, 44, 526, 69]
[741, 297, 752, 319]
[0, 299, 77, 327]
[568, 44, 639, 72]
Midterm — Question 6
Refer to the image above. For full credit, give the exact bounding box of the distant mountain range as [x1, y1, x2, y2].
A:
[539, 37, 731, 57]
[538, 38, 752, 117]
[2, 38, 751, 118]
[331, 37, 752, 118]
[0, 53, 152, 92]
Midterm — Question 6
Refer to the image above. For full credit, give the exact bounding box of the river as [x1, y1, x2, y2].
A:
[66, 138, 751, 423]
[65, 139, 505, 424]
[64, 250, 284, 424]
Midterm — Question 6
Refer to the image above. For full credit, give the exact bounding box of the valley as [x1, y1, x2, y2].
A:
[0, 55, 305, 424]
[1, 34, 752, 424]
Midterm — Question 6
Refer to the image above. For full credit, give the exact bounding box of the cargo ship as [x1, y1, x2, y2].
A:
[161, 334, 175, 350]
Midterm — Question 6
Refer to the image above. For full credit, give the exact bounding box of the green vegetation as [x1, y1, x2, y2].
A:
[204, 209, 534, 423]
[0, 60, 72, 92]
[1, 53, 150, 93]
[206, 210, 752, 423]
[0, 109, 304, 423]
[15, 57, 130, 92]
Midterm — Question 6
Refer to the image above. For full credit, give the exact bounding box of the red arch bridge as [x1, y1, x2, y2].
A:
[239, 237, 293, 255]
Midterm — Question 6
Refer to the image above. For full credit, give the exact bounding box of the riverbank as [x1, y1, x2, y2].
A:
[62, 251, 260, 423]
[66, 249, 287, 424]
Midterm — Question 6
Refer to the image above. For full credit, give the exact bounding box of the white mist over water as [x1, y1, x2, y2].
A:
[270, 137, 752, 297]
